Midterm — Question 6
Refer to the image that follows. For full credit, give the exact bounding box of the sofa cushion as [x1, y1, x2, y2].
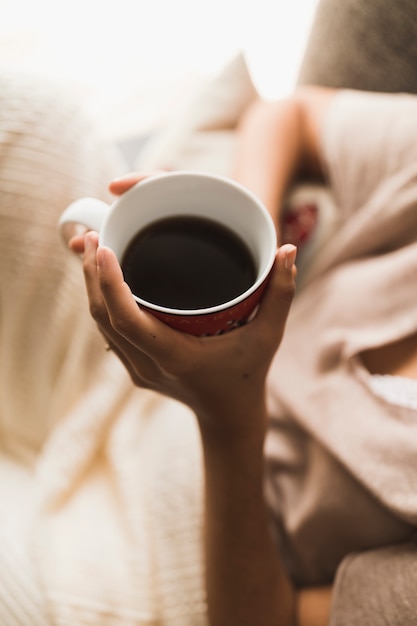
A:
[297, 0, 417, 93]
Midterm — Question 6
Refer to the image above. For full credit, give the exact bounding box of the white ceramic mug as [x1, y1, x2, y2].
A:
[59, 170, 277, 335]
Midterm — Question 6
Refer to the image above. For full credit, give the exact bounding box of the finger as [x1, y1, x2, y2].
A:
[82, 233, 163, 383]
[255, 244, 297, 338]
[82, 233, 130, 345]
[61, 222, 89, 249]
[69, 233, 87, 255]
[101, 328, 162, 390]
[82, 232, 109, 327]
[96, 245, 187, 363]
[108, 171, 163, 196]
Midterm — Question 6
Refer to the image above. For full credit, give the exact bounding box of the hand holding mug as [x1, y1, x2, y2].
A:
[80, 228, 296, 433]
[60, 170, 277, 336]
[59, 169, 296, 431]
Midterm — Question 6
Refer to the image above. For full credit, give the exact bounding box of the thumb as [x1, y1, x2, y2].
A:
[256, 244, 297, 338]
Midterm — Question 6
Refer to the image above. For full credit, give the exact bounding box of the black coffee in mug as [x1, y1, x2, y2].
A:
[121, 215, 257, 310]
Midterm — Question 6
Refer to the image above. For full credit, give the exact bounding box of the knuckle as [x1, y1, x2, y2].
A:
[279, 282, 296, 303]
[89, 301, 107, 326]
[110, 313, 135, 338]
[98, 273, 114, 293]
[82, 254, 94, 277]
[110, 314, 128, 334]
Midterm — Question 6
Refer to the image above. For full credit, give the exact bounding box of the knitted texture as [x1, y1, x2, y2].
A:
[0, 71, 122, 459]
[0, 531, 50, 626]
[0, 71, 207, 625]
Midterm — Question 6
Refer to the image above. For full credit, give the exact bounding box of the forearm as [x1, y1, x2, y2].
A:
[233, 97, 306, 231]
[233, 88, 335, 233]
[199, 407, 296, 626]
[198, 393, 333, 626]
[201, 425, 334, 626]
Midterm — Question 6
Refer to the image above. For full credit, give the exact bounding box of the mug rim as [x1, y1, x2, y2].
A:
[100, 170, 277, 316]
[130, 255, 275, 316]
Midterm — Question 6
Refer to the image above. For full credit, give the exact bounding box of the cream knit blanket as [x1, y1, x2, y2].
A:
[0, 71, 206, 625]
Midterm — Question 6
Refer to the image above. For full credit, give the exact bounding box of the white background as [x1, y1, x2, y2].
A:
[0, 0, 318, 139]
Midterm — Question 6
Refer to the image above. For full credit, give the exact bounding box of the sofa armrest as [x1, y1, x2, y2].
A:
[297, 0, 417, 93]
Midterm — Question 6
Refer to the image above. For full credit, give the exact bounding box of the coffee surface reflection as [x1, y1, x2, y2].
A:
[121, 215, 257, 310]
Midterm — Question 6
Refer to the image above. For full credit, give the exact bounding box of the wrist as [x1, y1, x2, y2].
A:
[196, 396, 268, 451]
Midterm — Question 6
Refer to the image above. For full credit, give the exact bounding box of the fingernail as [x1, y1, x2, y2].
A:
[285, 245, 297, 270]
[84, 231, 93, 250]
[96, 246, 106, 269]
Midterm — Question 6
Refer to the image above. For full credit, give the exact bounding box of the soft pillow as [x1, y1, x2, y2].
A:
[297, 0, 417, 93]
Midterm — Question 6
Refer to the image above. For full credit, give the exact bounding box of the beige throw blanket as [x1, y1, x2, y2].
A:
[0, 70, 206, 625]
